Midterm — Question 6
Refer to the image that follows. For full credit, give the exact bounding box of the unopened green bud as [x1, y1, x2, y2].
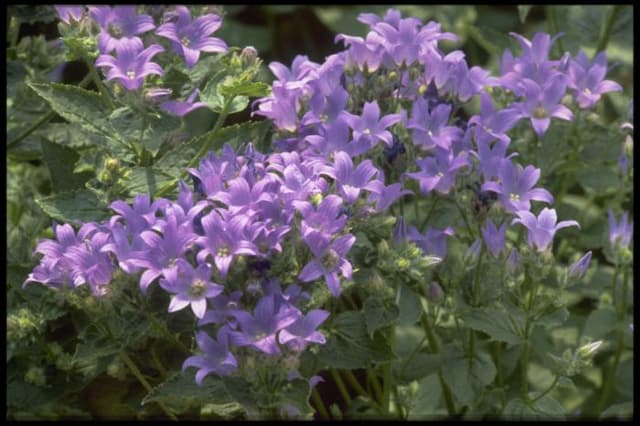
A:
[395, 258, 410, 270]
[25, 366, 46, 387]
[427, 282, 444, 303]
[105, 157, 120, 172]
[623, 135, 633, 157]
[378, 240, 390, 257]
[578, 340, 603, 359]
[388, 70, 398, 81]
[418, 84, 428, 96]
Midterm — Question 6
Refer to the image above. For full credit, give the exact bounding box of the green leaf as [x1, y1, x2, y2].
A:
[220, 81, 271, 98]
[614, 358, 633, 399]
[460, 307, 523, 346]
[109, 107, 181, 156]
[40, 138, 92, 192]
[503, 396, 565, 420]
[279, 378, 315, 419]
[28, 83, 123, 145]
[441, 349, 496, 406]
[582, 308, 619, 340]
[397, 284, 423, 326]
[155, 120, 272, 178]
[407, 373, 445, 419]
[363, 296, 399, 337]
[142, 371, 250, 416]
[518, 5, 533, 23]
[121, 166, 176, 195]
[200, 402, 245, 420]
[35, 189, 110, 224]
[317, 311, 395, 370]
[394, 352, 442, 384]
[600, 401, 633, 419]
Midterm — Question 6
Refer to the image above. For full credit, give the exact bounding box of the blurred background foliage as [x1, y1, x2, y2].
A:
[6, 4, 633, 420]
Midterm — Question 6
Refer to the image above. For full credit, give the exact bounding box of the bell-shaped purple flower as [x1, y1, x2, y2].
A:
[159, 259, 223, 319]
[343, 101, 402, 149]
[568, 251, 592, 281]
[567, 51, 622, 109]
[161, 88, 209, 117]
[156, 6, 227, 68]
[321, 151, 383, 204]
[512, 208, 579, 252]
[183, 328, 237, 384]
[406, 147, 469, 195]
[96, 43, 164, 91]
[278, 309, 330, 352]
[608, 209, 633, 249]
[89, 6, 155, 54]
[299, 233, 355, 297]
[482, 218, 507, 258]
[55, 6, 84, 24]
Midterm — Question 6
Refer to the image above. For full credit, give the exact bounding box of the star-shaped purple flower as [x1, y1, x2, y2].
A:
[482, 218, 507, 258]
[159, 259, 223, 319]
[343, 101, 402, 149]
[299, 233, 355, 297]
[89, 6, 155, 54]
[55, 6, 84, 24]
[406, 148, 469, 195]
[183, 328, 238, 384]
[278, 309, 330, 352]
[156, 6, 227, 69]
[321, 151, 383, 204]
[96, 43, 164, 91]
[481, 160, 553, 214]
[567, 50, 622, 109]
[512, 208, 579, 252]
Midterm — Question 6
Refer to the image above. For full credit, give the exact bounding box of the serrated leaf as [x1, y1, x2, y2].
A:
[518, 5, 533, 23]
[35, 189, 110, 224]
[155, 120, 272, 178]
[397, 284, 423, 326]
[109, 107, 181, 156]
[142, 371, 239, 415]
[394, 352, 442, 384]
[28, 83, 124, 147]
[279, 378, 314, 419]
[122, 166, 176, 195]
[40, 138, 93, 192]
[441, 349, 496, 406]
[363, 296, 399, 337]
[220, 81, 271, 98]
[460, 307, 523, 346]
[317, 311, 395, 370]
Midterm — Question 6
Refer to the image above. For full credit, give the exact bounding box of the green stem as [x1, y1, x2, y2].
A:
[120, 351, 177, 420]
[472, 245, 485, 307]
[382, 363, 392, 414]
[8, 74, 93, 149]
[520, 268, 538, 402]
[530, 375, 560, 404]
[453, 197, 475, 239]
[597, 329, 624, 414]
[342, 370, 369, 399]
[392, 385, 405, 419]
[330, 368, 351, 407]
[155, 96, 234, 197]
[545, 7, 565, 55]
[367, 367, 384, 405]
[439, 371, 457, 415]
[596, 5, 622, 54]
[311, 388, 331, 420]
[87, 59, 115, 109]
[420, 311, 456, 415]
[420, 196, 439, 231]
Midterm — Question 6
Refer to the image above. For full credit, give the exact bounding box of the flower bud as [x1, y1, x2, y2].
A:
[507, 248, 521, 275]
[578, 340, 603, 359]
[568, 251, 591, 281]
[240, 46, 258, 67]
[25, 366, 46, 387]
[105, 157, 120, 172]
[144, 87, 172, 105]
[427, 282, 444, 303]
[464, 239, 482, 264]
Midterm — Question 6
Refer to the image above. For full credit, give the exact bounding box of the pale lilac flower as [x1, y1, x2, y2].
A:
[156, 6, 227, 68]
[512, 208, 579, 252]
[406, 148, 469, 195]
[299, 233, 355, 297]
[55, 6, 84, 24]
[482, 218, 507, 257]
[198, 291, 243, 327]
[89, 6, 155, 54]
[159, 259, 223, 319]
[64, 230, 115, 297]
[568, 251, 592, 280]
[96, 43, 164, 91]
[367, 182, 412, 212]
[343, 101, 402, 148]
[567, 51, 622, 109]
[512, 75, 573, 137]
[407, 98, 463, 151]
[278, 309, 330, 351]
[608, 210, 633, 249]
[481, 160, 553, 214]
[183, 329, 237, 384]
[507, 248, 521, 275]
[468, 92, 522, 146]
[408, 225, 454, 260]
[109, 194, 170, 235]
[161, 88, 208, 117]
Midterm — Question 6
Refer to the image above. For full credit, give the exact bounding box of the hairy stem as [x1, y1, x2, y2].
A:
[330, 368, 351, 408]
[311, 388, 331, 420]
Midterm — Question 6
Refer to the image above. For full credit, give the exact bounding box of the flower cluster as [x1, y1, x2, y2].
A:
[57, 5, 227, 115]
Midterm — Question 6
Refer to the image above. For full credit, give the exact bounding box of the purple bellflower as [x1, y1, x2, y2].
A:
[406, 148, 469, 195]
[321, 151, 383, 204]
[278, 309, 330, 352]
[343, 101, 402, 149]
[161, 88, 209, 117]
[512, 208, 579, 252]
[481, 160, 553, 214]
[156, 6, 227, 68]
[89, 6, 155, 54]
[183, 329, 238, 384]
[568, 251, 592, 281]
[195, 212, 259, 278]
[55, 6, 84, 24]
[567, 51, 622, 109]
[482, 218, 507, 257]
[513, 75, 573, 138]
[96, 43, 164, 91]
[468, 92, 522, 146]
[408, 225, 454, 260]
[608, 209, 633, 249]
[228, 295, 300, 355]
[407, 98, 462, 151]
[159, 259, 223, 319]
[299, 233, 355, 297]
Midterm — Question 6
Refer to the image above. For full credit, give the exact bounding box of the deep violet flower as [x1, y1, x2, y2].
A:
[512, 208, 579, 252]
[156, 6, 227, 68]
[96, 43, 164, 91]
